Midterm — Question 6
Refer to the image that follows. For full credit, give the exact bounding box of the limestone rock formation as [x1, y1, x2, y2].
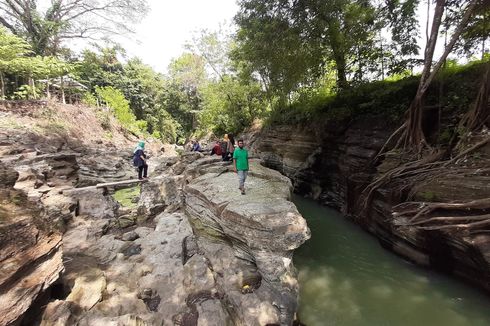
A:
[1, 102, 310, 325]
[184, 159, 310, 325]
[35, 155, 309, 325]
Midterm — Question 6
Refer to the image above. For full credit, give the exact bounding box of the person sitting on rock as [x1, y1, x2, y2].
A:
[211, 140, 222, 156]
[190, 139, 201, 152]
[133, 141, 148, 180]
[233, 139, 249, 195]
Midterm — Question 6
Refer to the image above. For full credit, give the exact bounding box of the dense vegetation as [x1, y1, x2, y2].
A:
[0, 0, 488, 145]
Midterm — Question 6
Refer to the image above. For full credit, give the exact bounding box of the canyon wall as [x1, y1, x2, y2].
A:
[248, 117, 490, 292]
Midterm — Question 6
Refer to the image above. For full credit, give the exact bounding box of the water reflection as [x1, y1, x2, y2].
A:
[293, 195, 490, 326]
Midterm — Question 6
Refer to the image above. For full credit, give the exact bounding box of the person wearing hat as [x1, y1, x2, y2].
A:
[133, 141, 148, 180]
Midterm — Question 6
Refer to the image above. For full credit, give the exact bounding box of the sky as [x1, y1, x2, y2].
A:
[36, 0, 447, 75]
[117, 0, 239, 73]
[114, 0, 440, 74]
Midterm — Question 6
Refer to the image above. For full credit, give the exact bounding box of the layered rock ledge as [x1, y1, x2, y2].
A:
[184, 158, 310, 325]
[248, 120, 490, 292]
[1, 139, 310, 325]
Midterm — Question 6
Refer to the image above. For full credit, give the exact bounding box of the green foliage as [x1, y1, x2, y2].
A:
[163, 53, 207, 133]
[95, 109, 112, 130]
[75, 47, 183, 143]
[82, 92, 98, 106]
[12, 84, 40, 100]
[199, 76, 265, 135]
[445, 0, 489, 59]
[234, 0, 419, 99]
[0, 27, 73, 98]
[267, 60, 487, 127]
[94, 86, 146, 135]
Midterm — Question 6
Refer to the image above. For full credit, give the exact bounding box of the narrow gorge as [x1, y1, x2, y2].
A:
[247, 117, 490, 293]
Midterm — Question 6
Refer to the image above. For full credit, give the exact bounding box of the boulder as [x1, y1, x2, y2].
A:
[137, 175, 183, 218]
[184, 159, 310, 325]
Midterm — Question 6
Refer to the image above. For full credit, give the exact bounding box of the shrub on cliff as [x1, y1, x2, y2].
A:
[94, 86, 147, 136]
[266, 60, 487, 127]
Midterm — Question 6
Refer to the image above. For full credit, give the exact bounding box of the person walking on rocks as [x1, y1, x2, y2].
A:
[133, 141, 148, 180]
[233, 139, 249, 195]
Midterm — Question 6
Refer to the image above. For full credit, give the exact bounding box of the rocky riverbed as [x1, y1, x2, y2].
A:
[0, 118, 310, 325]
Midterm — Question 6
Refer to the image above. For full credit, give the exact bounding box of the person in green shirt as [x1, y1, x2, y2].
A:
[233, 139, 249, 195]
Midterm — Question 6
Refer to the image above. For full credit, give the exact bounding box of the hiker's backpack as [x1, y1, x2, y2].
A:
[132, 150, 140, 167]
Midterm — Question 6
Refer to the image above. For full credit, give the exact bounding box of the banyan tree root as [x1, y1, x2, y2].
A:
[362, 134, 490, 213]
[392, 198, 490, 233]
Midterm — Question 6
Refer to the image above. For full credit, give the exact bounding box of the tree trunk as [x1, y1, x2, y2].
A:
[405, 0, 446, 151]
[327, 20, 348, 89]
[46, 79, 50, 99]
[61, 76, 65, 104]
[461, 63, 490, 131]
[404, 0, 477, 151]
[380, 31, 385, 80]
[28, 77, 36, 99]
[483, 9, 488, 60]
[0, 72, 5, 100]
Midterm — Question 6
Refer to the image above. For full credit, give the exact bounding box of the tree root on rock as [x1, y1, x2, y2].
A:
[392, 198, 490, 233]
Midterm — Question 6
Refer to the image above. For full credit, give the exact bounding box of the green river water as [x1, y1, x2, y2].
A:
[293, 195, 490, 326]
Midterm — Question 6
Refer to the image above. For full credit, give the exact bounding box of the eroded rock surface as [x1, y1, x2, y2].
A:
[250, 119, 490, 292]
[184, 159, 310, 325]
[18, 152, 309, 325]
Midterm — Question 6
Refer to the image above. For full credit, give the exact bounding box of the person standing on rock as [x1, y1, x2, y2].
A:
[233, 139, 249, 195]
[221, 134, 230, 161]
[133, 141, 148, 180]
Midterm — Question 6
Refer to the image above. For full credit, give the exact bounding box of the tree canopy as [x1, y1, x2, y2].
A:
[0, 0, 149, 55]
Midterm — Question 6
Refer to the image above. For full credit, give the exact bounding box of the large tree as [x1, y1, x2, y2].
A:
[0, 0, 148, 55]
[234, 0, 410, 99]
[163, 53, 207, 133]
[398, 0, 480, 152]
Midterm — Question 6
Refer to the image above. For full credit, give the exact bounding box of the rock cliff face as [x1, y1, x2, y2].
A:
[249, 118, 490, 292]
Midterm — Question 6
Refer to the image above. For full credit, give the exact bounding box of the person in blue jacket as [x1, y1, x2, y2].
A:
[190, 139, 201, 152]
[133, 141, 148, 180]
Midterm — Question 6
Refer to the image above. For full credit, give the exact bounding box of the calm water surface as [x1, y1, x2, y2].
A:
[293, 195, 490, 326]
